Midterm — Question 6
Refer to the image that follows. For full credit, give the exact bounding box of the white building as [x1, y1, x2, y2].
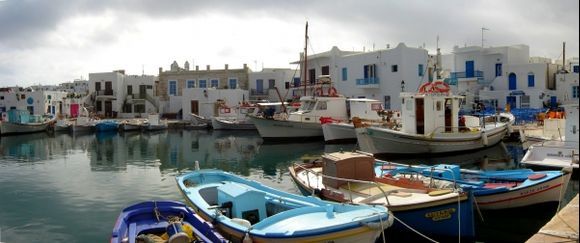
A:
[119, 75, 158, 118]
[181, 88, 250, 121]
[448, 44, 560, 110]
[58, 79, 90, 94]
[554, 58, 580, 104]
[0, 87, 67, 116]
[248, 68, 297, 102]
[88, 70, 158, 118]
[292, 44, 429, 110]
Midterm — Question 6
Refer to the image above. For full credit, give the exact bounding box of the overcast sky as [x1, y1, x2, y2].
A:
[0, 0, 578, 87]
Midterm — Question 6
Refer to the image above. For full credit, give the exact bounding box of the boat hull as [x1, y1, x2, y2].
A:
[521, 141, 579, 170]
[473, 170, 572, 210]
[0, 121, 49, 135]
[212, 117, 256, 130]
[110, 200, 226, 243]
[289, 165, 475, 240]
[250, 116, 323, 140]
[322, 123, 356, 143]
[356, 125, 507, 155]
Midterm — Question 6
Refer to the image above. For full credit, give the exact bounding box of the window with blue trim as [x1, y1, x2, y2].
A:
[199, 80, 207, 88]
[418, 64, 424, 76]
[342, 68, 348, 81]
[573, 86, 579, 98]
[187, 80, 195, 88]
[169, 80, 177, 96]
[528, 73, 535, 87]
[229, 78, 237, 89]
[293, 77, 300, 87]
[211, 79, 219, 88]
[574, 65, 579, 73]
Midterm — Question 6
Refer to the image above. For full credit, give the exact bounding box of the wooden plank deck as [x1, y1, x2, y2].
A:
[527, 194, 579, 242]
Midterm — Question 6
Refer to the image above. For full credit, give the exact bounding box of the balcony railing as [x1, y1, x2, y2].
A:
[356, 77, 380, 88]
[250, 89, 269, 96]
[450, 70, 484, 79]
[96, 89, 114, 96]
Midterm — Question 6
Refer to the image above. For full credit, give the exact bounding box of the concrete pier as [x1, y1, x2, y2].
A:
[527, 194, 579, 242]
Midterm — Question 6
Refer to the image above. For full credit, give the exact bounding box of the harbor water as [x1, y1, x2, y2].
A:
[0, 130, 578, 242]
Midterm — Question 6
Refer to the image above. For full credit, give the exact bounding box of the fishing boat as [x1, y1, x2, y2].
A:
[377, 162, 573, 210]
[95, 120, 119, 133]
[0, 110, 52, 136]
[119, 119, 144, 131]
[142, 114, 168, 131]
[249, 83, 348, 141]
[355, 81, 514, 155]
[53, 118, 71, 132]
[211, 103, 259, 130]
[289, 151, 475, 240]
[111, 200, 227, 243]
[70, 106, 95, 133]
[522, 103, 579, 170]
[321, 98, 396, 143]
[191, 113, 212, 128]
[176, 169, 392, 243]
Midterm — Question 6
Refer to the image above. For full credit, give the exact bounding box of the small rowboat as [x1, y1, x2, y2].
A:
[176, 170, 392, 243]
[111, 200, 226, 243]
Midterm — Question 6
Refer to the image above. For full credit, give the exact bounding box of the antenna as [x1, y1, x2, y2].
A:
[142, 64, 144, 75]
[481, 27, 489, 48]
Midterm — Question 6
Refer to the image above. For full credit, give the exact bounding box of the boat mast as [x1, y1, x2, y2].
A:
[303, 21, 308, 97]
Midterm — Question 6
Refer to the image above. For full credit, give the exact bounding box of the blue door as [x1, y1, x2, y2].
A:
[551, 96, 558, 109]
[256, 79, 263, 94]
[506, 96, 516, 109]
[508, 73, 517, 90]
[465, 61, 474, 78]
[495, 63, 502, 77]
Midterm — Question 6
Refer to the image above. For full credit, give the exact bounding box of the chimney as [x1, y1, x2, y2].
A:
[206, 65, 210, 71]
[225, 64, 229, 70]
[243, 63, 247, 69]
[159, 67, 163, 74]
[195, 65, 199, 71]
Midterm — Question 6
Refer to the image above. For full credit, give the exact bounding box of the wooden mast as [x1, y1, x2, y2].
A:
[303, 21, 308, 97]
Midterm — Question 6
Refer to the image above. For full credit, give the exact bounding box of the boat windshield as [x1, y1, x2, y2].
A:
[299, 100, 316, 112]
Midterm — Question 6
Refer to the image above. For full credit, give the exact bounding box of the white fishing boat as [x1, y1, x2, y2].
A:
[53, 117, 72, 132]
[522, 103, 579, 170]
[249, 91, 348, 140]
[0, 110, 52, 135]
[211, 103, 259, 130]
[355, 81, 514, 155]
[321, 98, 397, 143]
[521, 110, 566, 143]
[71, 106, 96, 134]
[119, 119, 144, 131]
[142, 114, 168, 131]
[191, 113, 212, 128]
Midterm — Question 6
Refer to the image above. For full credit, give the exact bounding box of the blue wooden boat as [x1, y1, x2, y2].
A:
[111, 200, 226, 243]
[377, 162, 573, 210]
[176, 170, 392, 243]
[290, 151, 475, 241]
[95, 120, 119, 132]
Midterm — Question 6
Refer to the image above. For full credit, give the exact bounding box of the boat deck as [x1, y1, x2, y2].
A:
[527, 194, 579, 242]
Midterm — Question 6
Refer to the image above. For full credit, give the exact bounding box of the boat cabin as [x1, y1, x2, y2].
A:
[400, 91, 463, 135]
[322, 151, 375, 188]
[288, 95, 348, 123]
[347, 98, 384, 121]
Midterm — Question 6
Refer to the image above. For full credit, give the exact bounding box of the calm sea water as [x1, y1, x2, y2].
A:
[0, 130, 577, 242]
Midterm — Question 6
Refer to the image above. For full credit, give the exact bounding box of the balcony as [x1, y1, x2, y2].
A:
[95, 89, 115, 100]
[356, 77, 380, 89]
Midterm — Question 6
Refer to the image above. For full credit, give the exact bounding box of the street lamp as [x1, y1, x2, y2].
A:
[401, 80, 405, 92]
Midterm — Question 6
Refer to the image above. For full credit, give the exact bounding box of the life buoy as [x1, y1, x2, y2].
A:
[432, 81, 450, 93]
[418, 82, 433, 93]
[314, 87, 323, 96]
[221, 107, 231, 113]
[328, 87, 338, 97]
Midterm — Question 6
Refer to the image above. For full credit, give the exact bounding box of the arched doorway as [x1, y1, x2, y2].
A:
[508, 73, 517, 90]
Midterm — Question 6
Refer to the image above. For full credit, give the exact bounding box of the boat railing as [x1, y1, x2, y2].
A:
[293, 163, 393, 206]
